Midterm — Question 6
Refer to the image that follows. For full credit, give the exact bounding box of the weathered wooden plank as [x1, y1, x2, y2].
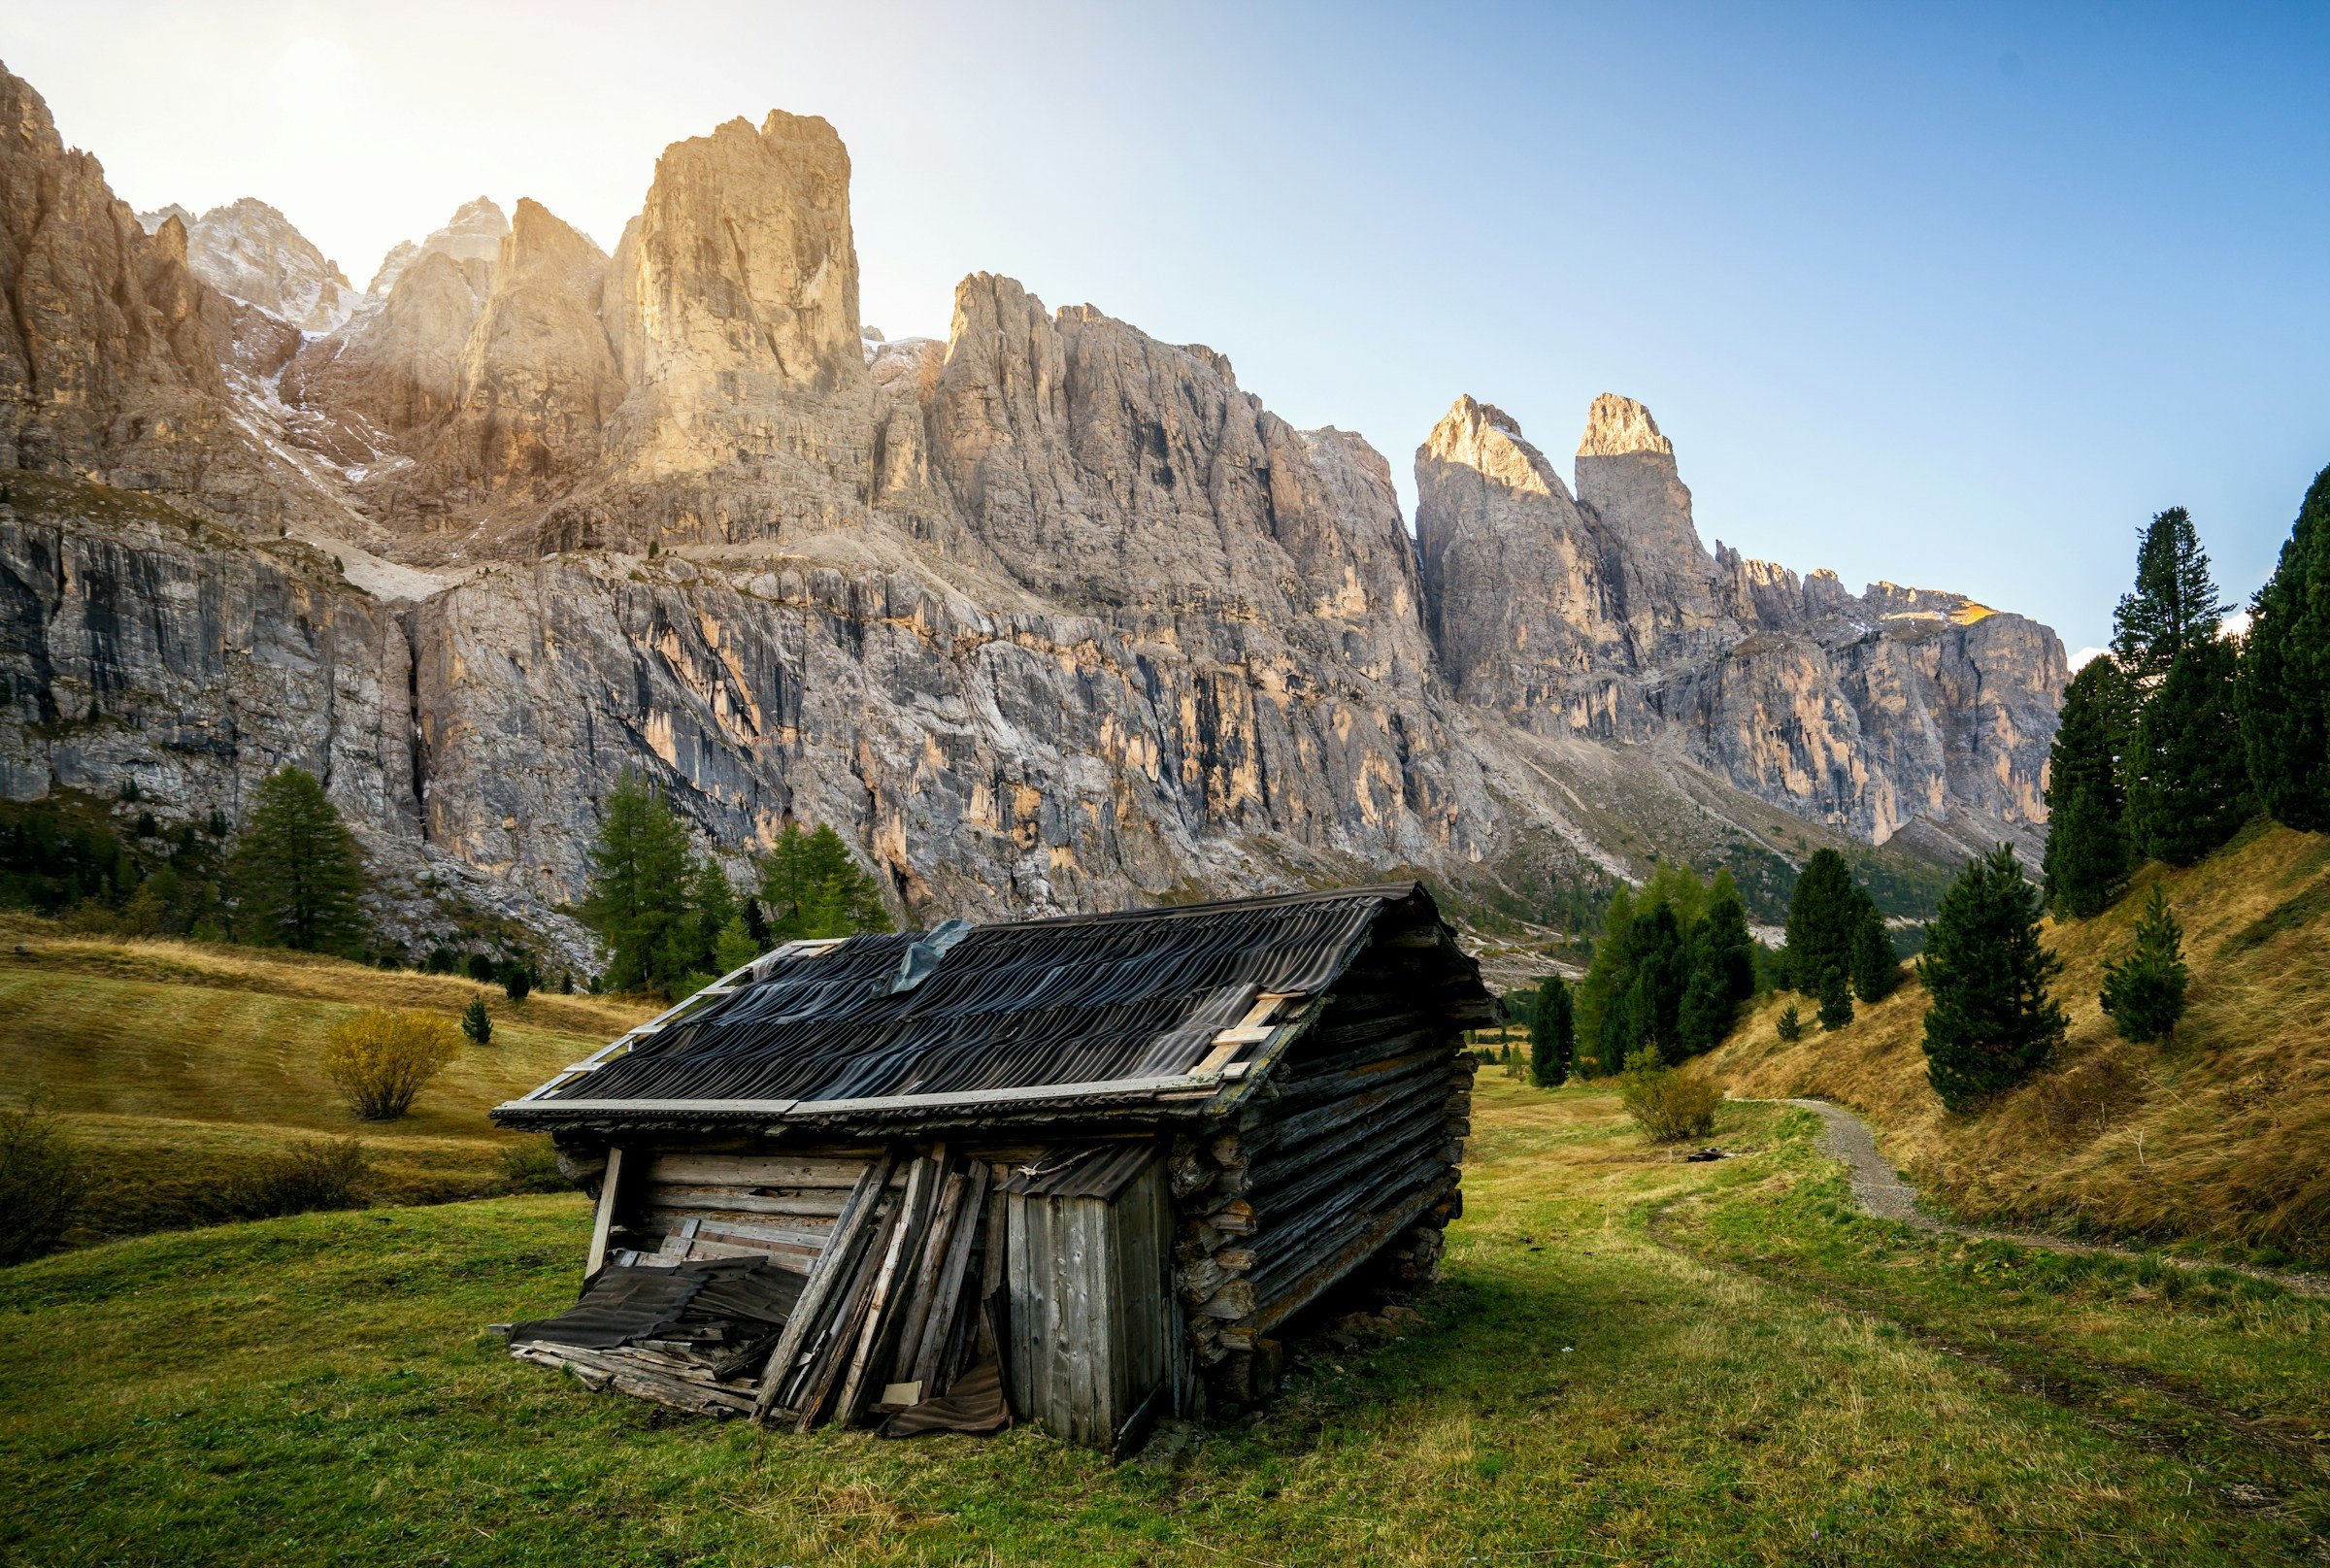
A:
[910, 1161, 989, 1391]
[643, 1184, 856, 1218]
[835, 1154, 935, 1426]
[750, 1151, 891, 1423]
[793, 1195, 900, 1431]
[888, 1161, 966, 1385]
[645, 1153, 877, 1187]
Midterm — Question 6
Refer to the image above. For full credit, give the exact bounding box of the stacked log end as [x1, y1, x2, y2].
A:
[1164, 931, 1481, 1411]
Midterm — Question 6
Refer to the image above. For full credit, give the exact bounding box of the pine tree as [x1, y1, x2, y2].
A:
[2099, 883, 2189, 1045]
[1783, 849, 1861, 993]
[2127, 637, 2253, 865]
[578, 772, 703, 998]
[460, 994, 493, 1047]
[1918, 845, 2067, 1111]
[2112, 505, 2229, 686]
[2239, 464, 2330, 832]
[1816, 964, 1853, 1031]
[1701, 872, 1757, 1005]
[1848, 902, 1898, 1004]
[2042, 656, 2131, 917]
[230, 766, 369, 954]
[687, 856, 740, 980]
[714, 913, 761, 976]
[754, 823, 894, 942]
[1775, 1003, 1803, 1043]
[1676, 956, 1733, 1054]
[1528, 976, 1574, 1086]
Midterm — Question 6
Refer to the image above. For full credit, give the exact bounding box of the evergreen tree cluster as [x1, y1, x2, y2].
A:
[1574, 864, 1757, 1073]
[1772, 848, 1898, 1027]
[578, 772, 894, 1000]
[2045, 471, 2330, 916]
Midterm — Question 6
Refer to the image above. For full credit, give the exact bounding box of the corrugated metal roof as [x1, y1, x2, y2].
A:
[500, 883, 1481, 1126]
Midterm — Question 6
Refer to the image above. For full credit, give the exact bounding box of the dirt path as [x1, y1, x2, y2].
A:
[1767, 1097, 2330, 1299]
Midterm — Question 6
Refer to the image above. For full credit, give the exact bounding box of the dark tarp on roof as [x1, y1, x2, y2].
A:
[504, 883, 1480, 1122]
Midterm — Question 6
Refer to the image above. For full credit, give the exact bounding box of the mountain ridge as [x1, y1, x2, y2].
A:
[0, 59, 2062, 961]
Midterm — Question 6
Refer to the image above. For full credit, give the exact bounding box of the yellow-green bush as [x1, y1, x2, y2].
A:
[1618, 1049, 1720, 1143]
[322, 1009, 461, 1120]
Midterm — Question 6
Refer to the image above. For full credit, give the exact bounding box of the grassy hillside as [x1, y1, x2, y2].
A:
[1713, 820, 2330, 1267]
[0, 917, 652, 1243]
[1, 1078, 2322, 1564]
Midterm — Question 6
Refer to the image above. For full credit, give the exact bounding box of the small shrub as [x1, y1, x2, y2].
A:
[464, 952, 497, 984]
[499, 1138, 566, 1193]
[461, 994, 493, 1047]
[211, 1139, 368, 1219]
[501, 962, 534, 1003]
[1776, 1003, 1803, 1043]
[2100, 883, 2189, 1044]
[323, 1009, 462, 1120]
[1617, 1048, 1720, 1143]
[0, 1098, 89, 1264]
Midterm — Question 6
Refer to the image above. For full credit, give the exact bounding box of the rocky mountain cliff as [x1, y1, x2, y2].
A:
[0, 61, 2063, 960]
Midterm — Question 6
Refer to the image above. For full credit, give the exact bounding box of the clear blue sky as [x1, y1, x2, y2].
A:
[9, 0, 2326, 654]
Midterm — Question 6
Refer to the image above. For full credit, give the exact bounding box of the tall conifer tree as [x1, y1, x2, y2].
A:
[1529, 976, 1574, 1086]
[2239, 464, 2330, 832]
[1783, 849, 1860, 994]
[230, 766, 369, 954]
[2127, 637, 2253, 865]
[578, 772, 703, 998]
[2112, 506, 2228, 685]
[1919, 845, 2067, 1111]
[1848, 902, 1898, 1003]
[2042, 656, 2131, 917]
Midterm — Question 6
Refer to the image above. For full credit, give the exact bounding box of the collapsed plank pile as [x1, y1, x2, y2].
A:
[492, 883, 1497, 1452]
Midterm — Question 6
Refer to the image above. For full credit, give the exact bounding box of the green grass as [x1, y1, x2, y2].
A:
[3, 1079, 2323, 1564]
[0, 922, 649, 1242]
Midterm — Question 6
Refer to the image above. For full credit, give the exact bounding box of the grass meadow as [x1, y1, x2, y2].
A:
[3, 1077, 2324, 1565]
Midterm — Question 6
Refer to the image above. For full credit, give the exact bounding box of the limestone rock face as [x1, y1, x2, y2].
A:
[0, 65, 227, 487]
[599, 112, 875, 539]
[1572, 393, 1735, 670]
[1415, 395, 1631, 722]
[283, 247, 491, 452]
[139, 197, 357, 333]
[441, 198, 621, 496]
[1416, 392, 2066, 850]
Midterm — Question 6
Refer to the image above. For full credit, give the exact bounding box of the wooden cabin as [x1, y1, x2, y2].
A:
[491, 883, 1495, 1453]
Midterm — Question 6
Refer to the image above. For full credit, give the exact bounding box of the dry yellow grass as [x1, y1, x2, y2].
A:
[1712, 821, 2330, 1264]
[0, 917, 656, 1241]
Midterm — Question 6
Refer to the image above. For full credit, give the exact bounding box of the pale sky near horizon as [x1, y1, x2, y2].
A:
[5, 0, 2325, 658]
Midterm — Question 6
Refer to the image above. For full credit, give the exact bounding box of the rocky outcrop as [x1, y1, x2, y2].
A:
[1415, 395, 1632, 723]
[441, 199, 622, 496]
[0, 57, 2065, 952]
[0, 68, 228, 489]
[282, 248, 491, 458]
[138, 197, 357, 333]
[598, 113, 875, 540]
[1415, 393, 2065, 850]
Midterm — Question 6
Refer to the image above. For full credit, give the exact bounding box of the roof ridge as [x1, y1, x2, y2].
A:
[951, 881, 1428, 938]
